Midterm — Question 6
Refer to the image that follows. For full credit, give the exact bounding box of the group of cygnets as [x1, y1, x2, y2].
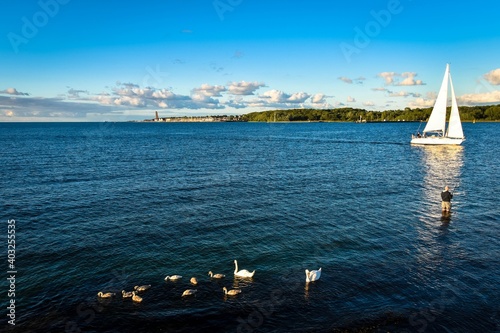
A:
[97, 260, 322, 303]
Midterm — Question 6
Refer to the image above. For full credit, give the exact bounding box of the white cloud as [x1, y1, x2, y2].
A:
[67, 88, 88, 98]
[407, 98, 435, 108]
[288, 92, 310, 103]
[378, 72, 397, 85]
[338, 76, 353, 84]
[151, 89, 178, 99]
[458, 90, 500, 104]
[2, 109, 14, 117]
[119, 82, 140, 89]
[260, 90, 289, 103]
[260, 90, 310, 104]
[484, 68, 500, 85]
[224, 97, 247, 109]
[191, 84, 226, 97]
[399, 72, 424, 86]
[227, 81, 265, 95]
[363, 101, 375, 106]
[377, 72, 425, 86]
[90, 83, 217, 110]
[0, 95, 122, 119]
[347, 96, 356, 103]
[1, 87, 29, 96]
[338, 76, 365, 84]
[311, 93, 327, 104]
[387, 90, 421, 98]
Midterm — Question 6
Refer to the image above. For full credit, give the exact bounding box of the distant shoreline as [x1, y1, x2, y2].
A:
[143, 105, 500, 123]
[139, 118, 498, 124]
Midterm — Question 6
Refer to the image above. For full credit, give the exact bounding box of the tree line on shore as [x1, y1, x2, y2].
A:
[241, 104, 500, 122]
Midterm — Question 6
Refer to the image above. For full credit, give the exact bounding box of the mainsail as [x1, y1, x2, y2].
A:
[423, 64, 449, 135]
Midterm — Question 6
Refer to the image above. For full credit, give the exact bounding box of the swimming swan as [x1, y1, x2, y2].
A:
[190, 277, 198, 285]
[182, 289, 197, 297]
[223, 286, 241, 296]
[208, 271, 225, 279]
[234, 260, 255, 278]
[165, 275, 183, 281]
[132, 291, 143, 303]
[122, 290, 134, 298]
[305, 268, 321, 282]
[134, 285, 151, 292]
[97, 291, 115, 298]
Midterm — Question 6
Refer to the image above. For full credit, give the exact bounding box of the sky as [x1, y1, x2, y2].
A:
[1, 0, 499, 121]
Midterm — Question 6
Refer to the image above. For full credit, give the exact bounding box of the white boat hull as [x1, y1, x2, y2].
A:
[411, 136, 464, 145]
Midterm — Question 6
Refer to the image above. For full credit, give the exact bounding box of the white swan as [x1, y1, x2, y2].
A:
[164, 275, 182, 281]
[131, 291, 143, 303]
[122, 290, 134, 298]
[305, 268, 321, 282]
[97, 291, 115, 298]
[134, 284, 151, 292]
[223, 286, 241, 296]
[181, 289, 197, 297]
[190, 277, 198, 285]
[234, 260, 255, 278]
[208, 271, 225, 279]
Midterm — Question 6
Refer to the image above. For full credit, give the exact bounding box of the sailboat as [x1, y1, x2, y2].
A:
[411, 64, 465, 145]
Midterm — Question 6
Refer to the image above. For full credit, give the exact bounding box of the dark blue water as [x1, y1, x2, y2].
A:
[2, 122, 499, 332]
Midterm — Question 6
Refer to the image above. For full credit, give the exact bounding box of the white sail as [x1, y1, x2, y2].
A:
[446, 73, 464, 139]
[423, 64, 449, 135]
[410, 64, 465, 145]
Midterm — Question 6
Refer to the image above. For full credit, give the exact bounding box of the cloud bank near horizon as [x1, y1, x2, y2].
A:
[2, 68, 500, 120]
[0, 80, 333, 120]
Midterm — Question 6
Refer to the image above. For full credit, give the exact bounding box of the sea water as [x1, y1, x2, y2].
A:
[1, 122, 499, 332]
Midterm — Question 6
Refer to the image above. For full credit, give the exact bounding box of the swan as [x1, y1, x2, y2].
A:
[223, 286, 241, 296]
[208, 271, 225, 279]
[122, 290, 134, 298]
[190, 277, 198, 285]
[134, 284, 151, 292]
[131, 291, 143, 303]
[181, 289, 197, 297]
[164, 275, 182, 281]
[97, 292, 115, 298]
[234, 260, 255, 278]
[305, 268, 321, 282]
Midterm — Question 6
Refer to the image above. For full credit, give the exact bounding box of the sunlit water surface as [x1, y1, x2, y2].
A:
[1, 122, 499, 332]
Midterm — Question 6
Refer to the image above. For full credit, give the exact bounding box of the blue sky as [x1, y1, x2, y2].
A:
[1, 0, 499, 121]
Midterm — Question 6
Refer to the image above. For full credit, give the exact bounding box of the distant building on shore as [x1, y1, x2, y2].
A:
[145, 112, 246, 122]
